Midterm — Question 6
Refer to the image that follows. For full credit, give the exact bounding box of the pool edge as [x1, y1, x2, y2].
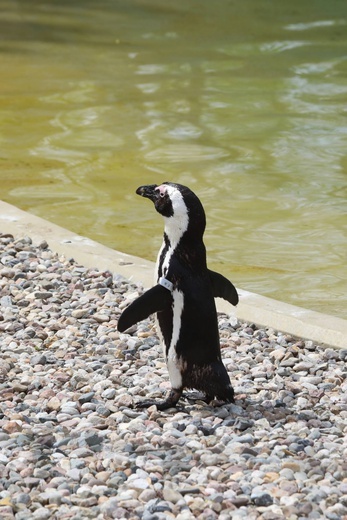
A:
[0, 200, 345, 350]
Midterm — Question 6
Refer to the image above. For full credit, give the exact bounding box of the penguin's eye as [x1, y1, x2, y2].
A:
[160, 192, 165, 198]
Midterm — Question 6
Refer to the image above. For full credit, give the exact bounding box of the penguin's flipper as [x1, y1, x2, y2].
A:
[117, 284, 172, 332]
[208, 269, 239, 306]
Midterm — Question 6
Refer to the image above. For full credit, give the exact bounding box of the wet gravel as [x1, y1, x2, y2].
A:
[0, 234, 346, 520]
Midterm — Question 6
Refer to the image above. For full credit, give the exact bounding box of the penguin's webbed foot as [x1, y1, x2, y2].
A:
[135, 388, 182, 411]
[135, 399, 174, 411]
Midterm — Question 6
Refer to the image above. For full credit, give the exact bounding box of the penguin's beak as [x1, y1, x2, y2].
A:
[136, 184, 158, 202]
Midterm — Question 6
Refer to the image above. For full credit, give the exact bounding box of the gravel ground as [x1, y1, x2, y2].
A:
[0, 234, 346, 520]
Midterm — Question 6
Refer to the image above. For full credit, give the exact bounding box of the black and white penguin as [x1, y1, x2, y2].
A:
[117, 182, 239, 410]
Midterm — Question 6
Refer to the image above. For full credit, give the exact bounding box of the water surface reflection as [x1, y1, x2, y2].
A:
[0, 0, 346, 318]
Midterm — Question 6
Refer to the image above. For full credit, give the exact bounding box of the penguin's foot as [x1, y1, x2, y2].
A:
[135, 388, 182, 411]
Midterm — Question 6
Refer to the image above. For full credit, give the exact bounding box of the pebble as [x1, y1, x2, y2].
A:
[0, 233, 346, 520]
[162, 483, 184, 504]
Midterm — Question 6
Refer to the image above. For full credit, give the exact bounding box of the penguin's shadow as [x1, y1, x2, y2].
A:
[156, 391, 298, 432]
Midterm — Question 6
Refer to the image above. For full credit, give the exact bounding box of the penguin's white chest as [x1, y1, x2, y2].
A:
[166, 289, 184, 389]
[155, 196, 189, 390]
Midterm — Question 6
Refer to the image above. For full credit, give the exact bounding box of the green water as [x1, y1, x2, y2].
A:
[0, 0, 346, 319]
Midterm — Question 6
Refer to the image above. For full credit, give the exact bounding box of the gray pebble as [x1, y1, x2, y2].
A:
[70, 447, 95, 458]
[12, 493, 31, 506]
[34, 291, 53, 300]
[33, 507, 51, 520]
[251, 489, 273, 506]
[100, 497, 123, 517]
[78, 392, 95, 405]
[30, 354, 47, 365]
[96, 405, 111, 417]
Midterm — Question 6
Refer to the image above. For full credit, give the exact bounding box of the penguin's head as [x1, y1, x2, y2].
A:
[136, 183, 174, 218]
[136, 182, 206, 241]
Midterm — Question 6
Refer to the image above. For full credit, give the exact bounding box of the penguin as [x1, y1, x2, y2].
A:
[117, 182, 239, 410]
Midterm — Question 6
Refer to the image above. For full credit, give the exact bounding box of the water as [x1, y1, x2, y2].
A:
[0, 0, 346, 319]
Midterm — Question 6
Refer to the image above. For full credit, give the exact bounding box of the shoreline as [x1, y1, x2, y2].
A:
[0, 200, 345, 349]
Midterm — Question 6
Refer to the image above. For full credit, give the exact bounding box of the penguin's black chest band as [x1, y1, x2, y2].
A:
[159, 277, 174, 292]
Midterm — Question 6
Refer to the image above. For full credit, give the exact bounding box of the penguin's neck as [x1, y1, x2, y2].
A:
[159, 229, 207, 278]
[163, 213, 189, 250]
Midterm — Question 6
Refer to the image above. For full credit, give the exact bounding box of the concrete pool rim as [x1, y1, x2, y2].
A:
[0, 200, 345, 350]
